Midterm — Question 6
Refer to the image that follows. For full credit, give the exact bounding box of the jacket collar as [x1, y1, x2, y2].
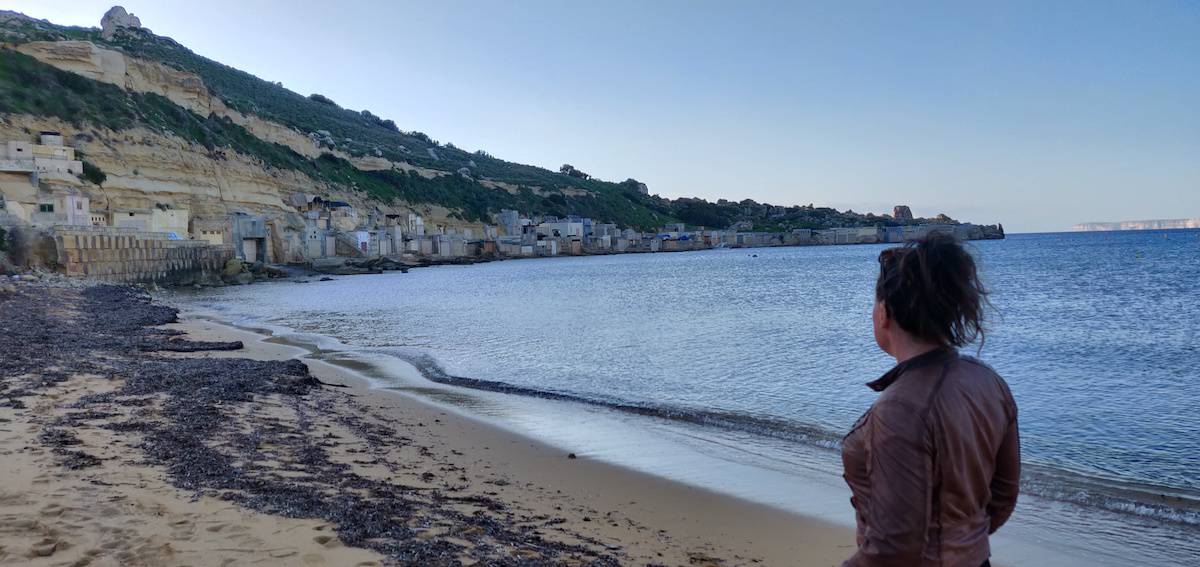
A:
[867, 346, 956, 392]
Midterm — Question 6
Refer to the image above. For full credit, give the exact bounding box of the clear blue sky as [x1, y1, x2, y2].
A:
[9, 1, 1199, 232]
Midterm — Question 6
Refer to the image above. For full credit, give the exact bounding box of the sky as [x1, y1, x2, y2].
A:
[7, 1, 1199, 232]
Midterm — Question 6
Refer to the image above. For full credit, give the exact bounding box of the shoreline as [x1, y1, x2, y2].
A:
[175, 265, 1200, 528]
[167, 266, 1200, 567]
[174, 306, 858, 566]
[0, 283, 854, 566]
[5, 278, 1195, 565]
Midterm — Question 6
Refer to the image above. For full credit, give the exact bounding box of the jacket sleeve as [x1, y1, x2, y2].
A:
[988, 403, 1020, 533]
[843, 400, 933, 567]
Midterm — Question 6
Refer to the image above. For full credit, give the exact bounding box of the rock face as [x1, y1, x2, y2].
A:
[15, 41, 328, 160]
[100, 6, 141, 40]
[2, 38, 498, 258]
[893, 205, 914, 221]
[0, 115, 298, 214]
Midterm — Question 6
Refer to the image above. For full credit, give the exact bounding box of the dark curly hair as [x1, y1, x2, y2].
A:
[876, 232, 989, 348]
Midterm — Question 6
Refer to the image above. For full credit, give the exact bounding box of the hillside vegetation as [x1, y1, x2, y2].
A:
[0, 11, 971, 231]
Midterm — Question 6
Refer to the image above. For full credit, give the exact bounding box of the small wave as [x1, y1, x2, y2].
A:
[394, 350, 846, 450]
[391, 349, 1200, 528]
[1021, 464, 1200, 527]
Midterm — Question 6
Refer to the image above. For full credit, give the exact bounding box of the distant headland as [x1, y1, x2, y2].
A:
[1072, 218, 1200, 232]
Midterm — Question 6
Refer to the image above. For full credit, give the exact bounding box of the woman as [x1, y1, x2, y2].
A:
[842, 233, 1020, 567]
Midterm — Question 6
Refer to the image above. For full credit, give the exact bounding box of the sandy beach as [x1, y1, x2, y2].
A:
[0, 283, 853, 566]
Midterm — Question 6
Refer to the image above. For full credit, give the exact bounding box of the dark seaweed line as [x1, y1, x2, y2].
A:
[0, 285, 620, 566]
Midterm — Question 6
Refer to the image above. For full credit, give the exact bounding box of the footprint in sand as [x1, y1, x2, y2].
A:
[26, 537, 62, 558]
[169, 517, 195, 539]
[40, 503, 65, 517]
[313, 534, 342, 549]
[301, 553, 327, 565]
[229, 532, 265, 548]
[100, 537, 126, 550]
[96, 505, 122, 518]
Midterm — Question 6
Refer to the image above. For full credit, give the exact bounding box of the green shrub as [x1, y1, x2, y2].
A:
[308, 93, 338, 107]
[80, 160, 107, 186]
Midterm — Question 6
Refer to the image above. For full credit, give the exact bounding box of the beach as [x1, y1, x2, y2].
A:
[0, 282, 852, 566]
[5, 231, 1198, 566]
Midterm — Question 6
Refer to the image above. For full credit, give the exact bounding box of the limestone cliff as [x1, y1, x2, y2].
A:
[0, 7, 1003, 253]
[4, 38, 509, 245]
[9, 39, 557, 198]
[15, 40, 329, 160]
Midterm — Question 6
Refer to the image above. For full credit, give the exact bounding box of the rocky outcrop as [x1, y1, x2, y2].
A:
[1, 114, 328, 264]
[100, 6, 142, 40]
[12, 39, 490, 187]
[14, 41, 333, 160]
[478, 179, 520, 195]
[2, 40, 497, 250]
[16, 41, 211, 111]
[893, 205, 914, 221]
[0, 115, 300, 216]
[391, 160, 448, 180]
[310, 256, 411, 275]
[348, 155, 395, 171]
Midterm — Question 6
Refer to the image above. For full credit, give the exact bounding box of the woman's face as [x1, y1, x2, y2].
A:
[872, 300, 891, 355]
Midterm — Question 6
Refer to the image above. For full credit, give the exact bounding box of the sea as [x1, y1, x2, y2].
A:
[174, 229, 1200, 566]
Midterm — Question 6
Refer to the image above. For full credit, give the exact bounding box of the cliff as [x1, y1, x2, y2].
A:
[0, 7, 1002, 264]
[0, 10, 670, 242]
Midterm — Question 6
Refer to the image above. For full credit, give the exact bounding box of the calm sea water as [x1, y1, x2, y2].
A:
[176, 229, 1200, 565]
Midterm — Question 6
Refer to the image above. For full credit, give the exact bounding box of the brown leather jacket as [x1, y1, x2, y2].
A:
[841, 348, 1020, 567]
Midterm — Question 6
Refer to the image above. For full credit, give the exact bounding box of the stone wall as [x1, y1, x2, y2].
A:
[52, 226, 233, 285]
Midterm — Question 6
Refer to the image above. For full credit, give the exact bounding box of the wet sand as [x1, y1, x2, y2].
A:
[172, 315, 856, 566]
[0, 284, 853, 566]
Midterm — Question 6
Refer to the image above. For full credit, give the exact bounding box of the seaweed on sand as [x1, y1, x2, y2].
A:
[0, 285, 619, 565]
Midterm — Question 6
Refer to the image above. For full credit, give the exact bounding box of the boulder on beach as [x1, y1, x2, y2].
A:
[222, 258, 245, 277]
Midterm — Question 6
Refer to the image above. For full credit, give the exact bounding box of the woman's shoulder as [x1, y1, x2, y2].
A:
[954, 354, 1008, 384]
[956, 354, 1000, 376]
[951, 354, 1018, 410]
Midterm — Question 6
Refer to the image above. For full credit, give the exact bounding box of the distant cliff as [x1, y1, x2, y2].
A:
[1073, 219, 1200, 232]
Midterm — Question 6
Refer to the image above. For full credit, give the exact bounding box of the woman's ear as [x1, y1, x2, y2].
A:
[873, 300, 890, 329]
[873, 300, 891, 354]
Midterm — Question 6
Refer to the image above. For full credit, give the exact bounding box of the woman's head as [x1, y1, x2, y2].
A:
[873, 232, 989, 356]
